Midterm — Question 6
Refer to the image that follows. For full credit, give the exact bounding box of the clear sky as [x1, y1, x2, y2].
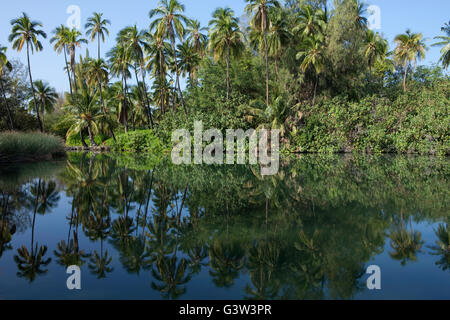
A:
[0, 0, 448, 93]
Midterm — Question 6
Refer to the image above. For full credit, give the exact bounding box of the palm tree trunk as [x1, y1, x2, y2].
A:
[140, 66, 154, 129]
[0, 79, 14, 130]
[63, 46, 73, 96]
[171, 31, 187, 114]
[26, 42, 43, 132]
[80, 131, 88, 148]
[264, 32, 270, 106]
[403, 62, 408, 92]
[98, 33, 101, 60]
[226, 43, 230, 101]
[98, 78, 116, 142]
[123, 75, 131, 132]
[87, 124, 98, 147]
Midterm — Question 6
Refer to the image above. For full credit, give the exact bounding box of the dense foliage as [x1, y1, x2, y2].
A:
[0, 1, 448, 155]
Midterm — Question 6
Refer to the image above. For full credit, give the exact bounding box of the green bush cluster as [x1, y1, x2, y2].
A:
[0, 131, 66, 162]
[106, 129, 165, 153]
[66, 133, 109, 147]
[292, 80, 449, 156]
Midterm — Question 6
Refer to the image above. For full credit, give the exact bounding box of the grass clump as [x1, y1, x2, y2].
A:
[0, 131, 66, 163]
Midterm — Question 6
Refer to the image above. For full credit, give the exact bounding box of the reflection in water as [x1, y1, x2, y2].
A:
[0, 154, 448, 299]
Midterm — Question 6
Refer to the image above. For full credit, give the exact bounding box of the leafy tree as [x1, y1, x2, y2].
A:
[32, 80, 57, 129]
[9, 13, 47, 132]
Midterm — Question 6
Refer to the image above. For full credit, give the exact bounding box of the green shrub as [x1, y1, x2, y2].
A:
[0, 131, 66, 162]
[66, 133, 109, 147]
[107, 130, 165, 154]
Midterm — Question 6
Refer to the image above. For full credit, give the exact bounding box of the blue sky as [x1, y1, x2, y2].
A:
[0, 0, 448, 92]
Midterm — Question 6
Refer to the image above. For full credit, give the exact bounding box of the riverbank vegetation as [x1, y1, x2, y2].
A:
[0, 131, 66, 163]
[0, 0, 449, 156]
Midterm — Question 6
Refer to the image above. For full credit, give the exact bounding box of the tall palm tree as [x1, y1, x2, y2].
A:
[86, 58, 116, 141]
[145, 33, 171, 114]
[293, 4, 327, 40]
[118, 26, 154, 128]
[0, 45, 14, 129]
[186, 19, 208, 57]
[85, 12, 111, 60]
[9, 13, 47, 132]
[150, 0, 189, 113]
[364, 30, 389, 74]
[208, 7, 245, 101]
[296, 35, 325, 104]
[50, 25, 73, 96]
[245, 0, 281, 107]
[66, 28, 88, 92]
[432, 22, 450, 70]
[177, 41, 201, 86]
[394, 29, 427, 92]
[266, 8, 291, 76]
[33, 80, 57, 130]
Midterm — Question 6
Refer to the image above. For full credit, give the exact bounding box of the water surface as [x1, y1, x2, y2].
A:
[0, 154, 449, 300]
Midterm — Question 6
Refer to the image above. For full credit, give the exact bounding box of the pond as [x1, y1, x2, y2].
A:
[0, 153, 449, 300]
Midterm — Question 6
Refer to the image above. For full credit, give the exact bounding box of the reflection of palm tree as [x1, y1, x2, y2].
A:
[14, 245, 51, 282]
[209, 238, 245, 288]
[151, 255, 191, 300]
[0, 193, 16, 258]
[121, 235, 151, 275]
[54, 233, 90, 267]
[429, 223, 450, 272]
[88, 247, 113, 279]
[389, 225, 423, 266]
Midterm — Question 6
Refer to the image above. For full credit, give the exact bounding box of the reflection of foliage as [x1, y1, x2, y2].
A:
[209, 238, 246, 288]
[429, 224, 450, 272]
[14, 245, 51, 282]
[54, 237, 90, 267]
[389, 226, 424, 266]
[89, 249, 113, 279]
[151, 255, 191, 300]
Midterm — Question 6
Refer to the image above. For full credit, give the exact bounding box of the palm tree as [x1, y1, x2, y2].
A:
[0, 45, 14, 129]
[177, 41, 201, 86]
[293, 4, 327, 40]
[33, 80, 57, 130]
[9, 13, 47, 132]
[245, 0, 281, 107]
[186, 19, 208, 57]
[296, 35, 325, 104]
[66, 28, 88, 91]
[118, 26, 154, 128]
[364, 30, 389, 74]
[266, 8, 291, 76]
[65, 80, 103, 147]
[108, 44, 132, 132]
[86, 58, 116, 141]
[429, 223, 450, 272]
[432, 22, 450, 70]
[145, 33, 171, 114]
[389, 226, 423, 266]
[394, 29, 427, 92]
[150, 0, 189, 113]
[85, 12, 111, 60]
[50, 25, 73, 96]
[208, 7, 245, 101]
[151, 255, 191, 299]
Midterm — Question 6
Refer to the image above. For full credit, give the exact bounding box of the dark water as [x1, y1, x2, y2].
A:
[0, 153, 449, 300]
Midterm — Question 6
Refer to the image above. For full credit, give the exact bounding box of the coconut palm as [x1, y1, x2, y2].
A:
[150, 0, 189, 113]
[296, 35, 325, 104]
[32, 80, 57, 129]
[245, 0, 281, 106]
[85, 12, 111, 60]
[186, 19, 208, 57]
[266, 8, 291, 76]
[66, 28, 88, 91]
[9, 13, 47, 132]
[293, 4, 326, 40]
[432, 22, 450, 70]
[108, 44, 132, 132]
[50, 25, 73, 95]
[0, 45, 14, 129]
[177, 41, 201, 86]
[208, 7, 245, 101]
[145, 33, 171, 114]
[86, 58, 117, 141]
[364, 29, 389, 74]
[65, 80, 103, 147]
[118, 26, 154, 128]
[394, 29, 427, 92]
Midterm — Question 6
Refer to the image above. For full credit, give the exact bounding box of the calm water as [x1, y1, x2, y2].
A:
[0, 153, 449, 300]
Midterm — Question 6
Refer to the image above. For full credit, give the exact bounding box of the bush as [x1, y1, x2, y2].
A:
[0, 131, 66, 163]
[66, 133, 109, 147]
[107, 129, 165, 154]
